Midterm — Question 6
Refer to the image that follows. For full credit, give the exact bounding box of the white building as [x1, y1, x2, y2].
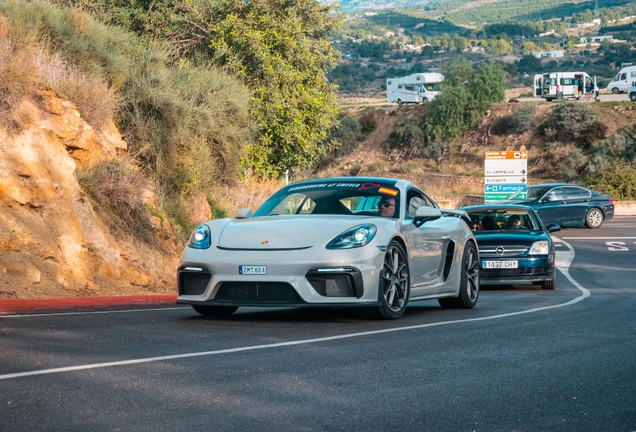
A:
[532, 50, 564, 59]
[580, 35, 615, 43]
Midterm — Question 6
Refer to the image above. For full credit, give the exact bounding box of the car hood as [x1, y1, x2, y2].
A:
[473, 231, 548, 247]
[217, 216, 380, 249]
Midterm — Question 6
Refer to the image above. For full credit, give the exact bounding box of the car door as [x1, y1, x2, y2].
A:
[402, 189, 446, 291]
[534, 187, 566, 224]
[562, 186, 590, 225]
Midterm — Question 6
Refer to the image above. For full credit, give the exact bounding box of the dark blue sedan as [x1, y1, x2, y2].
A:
[461, 204, 561, 290]
[504, 184, 614, 229]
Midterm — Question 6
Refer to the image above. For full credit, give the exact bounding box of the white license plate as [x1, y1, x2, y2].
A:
[483, 260, 518, 269]
[239, 265, 267, 275]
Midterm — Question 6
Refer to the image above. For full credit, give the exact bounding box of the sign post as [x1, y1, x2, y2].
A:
[484, 150, 528, 202]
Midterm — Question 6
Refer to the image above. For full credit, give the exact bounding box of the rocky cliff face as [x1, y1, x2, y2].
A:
[0, 90, 179, 299]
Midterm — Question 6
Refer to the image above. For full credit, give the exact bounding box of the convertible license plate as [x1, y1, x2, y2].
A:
[239, 265, 267, 275]
[483, 260, 518, 269]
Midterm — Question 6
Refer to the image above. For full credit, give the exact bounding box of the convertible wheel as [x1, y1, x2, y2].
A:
[541, 274, 556, 290]
[439, 242, 479, 309]
[192, 305, 238, 317]
[367, 241, 410, 320]
[585, 208, 604, 229]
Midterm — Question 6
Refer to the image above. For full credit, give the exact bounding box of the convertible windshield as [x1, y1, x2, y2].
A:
[253, 180, 401, 218]
[508, 187, 550, 200]
[465, 209, 541, 232]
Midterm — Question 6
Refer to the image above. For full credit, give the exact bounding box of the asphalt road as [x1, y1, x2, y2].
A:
[1, 217, 635, 432]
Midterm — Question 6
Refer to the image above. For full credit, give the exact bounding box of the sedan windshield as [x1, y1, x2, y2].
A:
[253, 180, 402, 218]
[465, 209, 542, 232]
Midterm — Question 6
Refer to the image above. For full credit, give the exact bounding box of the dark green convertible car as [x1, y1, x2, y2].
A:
[461, 204, 561, 290]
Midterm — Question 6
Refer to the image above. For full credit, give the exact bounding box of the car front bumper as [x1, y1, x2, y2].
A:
[478, 255, 555, 285]
[176, 244, 386, 307]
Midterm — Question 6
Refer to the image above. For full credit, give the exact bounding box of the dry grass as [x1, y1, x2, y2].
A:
[0, 34, 37, 132]
[76, 159, 156, 241]
[0, 18, 118, 131]
[33, 46, 119, 129]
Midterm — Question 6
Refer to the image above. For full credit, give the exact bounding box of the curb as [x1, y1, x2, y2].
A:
[0, 294, 178, 315]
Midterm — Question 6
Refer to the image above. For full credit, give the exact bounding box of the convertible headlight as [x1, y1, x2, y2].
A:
[188, 224, 211, 249]
[326, 224, 377, 249]
[529, 241, 549, 255]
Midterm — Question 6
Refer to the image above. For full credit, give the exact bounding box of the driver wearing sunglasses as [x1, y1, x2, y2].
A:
[378, 197, 396, 218]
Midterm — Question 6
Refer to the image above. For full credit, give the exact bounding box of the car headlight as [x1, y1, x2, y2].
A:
[529, 241, 549, 255]
[326, 224, 377, 249]
[188, 224, 211, 249]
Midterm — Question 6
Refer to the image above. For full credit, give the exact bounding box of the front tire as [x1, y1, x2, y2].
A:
[192, 305, 238, 317]
[630, 92, 636, 102]
[612, 87, 620, 94]
[367, 241, 410, 320]
[439, 242, 479, 309]
[585, 208, 604, 229]
[397, 98, 403, 105]
[541, 274, 556, 290]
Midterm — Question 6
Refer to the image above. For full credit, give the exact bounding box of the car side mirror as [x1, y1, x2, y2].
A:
[235, 208, 252, 219]
[413, 207, 442, 227]
[546, 223, 561, 233]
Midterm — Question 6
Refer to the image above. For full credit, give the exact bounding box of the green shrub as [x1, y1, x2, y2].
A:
[560, 147, 588, 181]
[587, 126, 636, 173]
[359, 109, 378, 133]
[510, 104, 536, 132]
[587, 160, 636, 200]
[328, 115, 362, 157]
[384, 117, 425, 159]
[543, 103, 597, 142]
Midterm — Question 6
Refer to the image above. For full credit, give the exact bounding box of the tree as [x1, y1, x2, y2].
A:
[518, 54, 542, 73]
[422, 59, 505, 143]
[187, 0, 342, 178]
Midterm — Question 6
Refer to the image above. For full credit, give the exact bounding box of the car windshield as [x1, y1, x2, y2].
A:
[508, 187, 551, 200]
[253, 180, 402, 219]
[465, 209, 542, 232]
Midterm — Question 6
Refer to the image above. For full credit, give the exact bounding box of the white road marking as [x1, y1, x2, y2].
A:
[562, 237, 636, 240]
[0, 307, 189, 319]
[0, 239, 589, 381]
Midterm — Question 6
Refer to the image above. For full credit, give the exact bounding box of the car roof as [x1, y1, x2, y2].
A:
[527, 183, 587, 189]
[461, 204, 534, 211]
[286, 177, 416, 192]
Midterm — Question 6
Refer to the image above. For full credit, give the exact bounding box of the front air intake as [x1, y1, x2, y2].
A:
[178, 270, 211, 296]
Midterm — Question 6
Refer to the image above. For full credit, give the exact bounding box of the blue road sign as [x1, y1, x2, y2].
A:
[483, 184, 527, 194]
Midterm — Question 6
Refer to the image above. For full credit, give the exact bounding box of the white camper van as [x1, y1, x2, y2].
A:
[533, 72, 598, 101]
[606, 66, 636, 94]
[386, 73, 444, 104]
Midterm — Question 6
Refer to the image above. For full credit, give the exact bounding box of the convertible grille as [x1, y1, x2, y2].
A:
[306, 274, 356, 297]
[178, 271, 211, 296]
[481, 267, 547, 276]
[215, 282, 302, 304]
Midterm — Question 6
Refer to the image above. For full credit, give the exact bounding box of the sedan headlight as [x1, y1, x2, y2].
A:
[188, 224, 211, 249]
[529, 241, 549, 255]
[326, 224, 377, 249]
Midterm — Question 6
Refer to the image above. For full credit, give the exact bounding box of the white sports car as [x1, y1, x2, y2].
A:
[177, 177, 479, 319]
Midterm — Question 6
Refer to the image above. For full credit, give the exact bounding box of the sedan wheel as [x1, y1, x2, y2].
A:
[585, 208, 604, 229]
[192, 305, 238, 317]
[439, 242, 479, 309]
[542, 274, 556, 290]
[367, 241, 410, 320]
